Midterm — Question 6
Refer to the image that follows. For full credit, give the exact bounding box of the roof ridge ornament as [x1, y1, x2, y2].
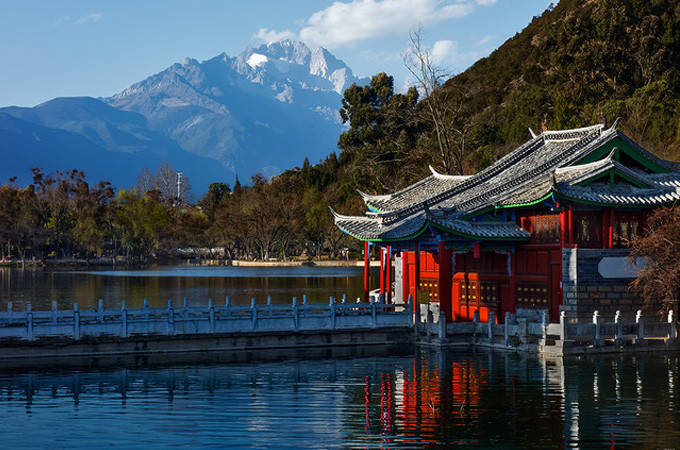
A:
[428, 165, 472, 181]
[606, 148, 617, 161]
[356, 189, 391, 201]
[528, 128, 537, 139]
[328, 206, 374, 222]
[542, 123, 606, 142]
[611, 117, 621, 130]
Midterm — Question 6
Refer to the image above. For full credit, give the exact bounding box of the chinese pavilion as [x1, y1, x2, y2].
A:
[332, 122, 680, 323]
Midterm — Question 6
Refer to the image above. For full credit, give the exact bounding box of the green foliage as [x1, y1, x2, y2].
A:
[199, 182, 231, 219]
[436, 0, 680, 162]
[338, 73, 421, 192]
[115, 188, 170, 258]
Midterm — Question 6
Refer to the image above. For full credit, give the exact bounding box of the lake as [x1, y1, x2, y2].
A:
[0, 348, 678, 448]
[2, 265, 680, 448]
[0, 265, 380, 311]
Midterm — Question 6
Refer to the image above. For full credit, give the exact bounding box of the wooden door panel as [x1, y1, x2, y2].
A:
[536, 251, 548, 271]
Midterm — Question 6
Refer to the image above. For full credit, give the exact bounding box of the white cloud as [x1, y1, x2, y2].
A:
[298, 0, 479, 49]
[430, 39, 458, 65]
[253, 28, 297, 43]
[476, 34, 494, 45]
[253, 0, 500, 49]
[74, 13, 103, 25]
[359, 48, 402, 64]
[53, 15, 71, 25]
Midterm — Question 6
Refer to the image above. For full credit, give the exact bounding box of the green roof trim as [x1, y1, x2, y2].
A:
[576, 167, 651, 189]
[337, 217, 531, 243]
[576, 137, 670, 173]
[494, 192, 555, 210]
[463, 193, 555, 220]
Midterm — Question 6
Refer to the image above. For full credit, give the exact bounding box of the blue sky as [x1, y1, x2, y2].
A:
[0, 0, 554, 107]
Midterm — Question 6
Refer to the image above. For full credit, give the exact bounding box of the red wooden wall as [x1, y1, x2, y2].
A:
[397, 208, 651, 323]
[403, 250, 509, 323]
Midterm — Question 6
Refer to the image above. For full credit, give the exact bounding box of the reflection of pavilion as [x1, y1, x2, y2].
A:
[0, 352, 678, 446]
[367, 351, 680, 446]
[400, 352, 487, 444]
[393, 351, 565, 445]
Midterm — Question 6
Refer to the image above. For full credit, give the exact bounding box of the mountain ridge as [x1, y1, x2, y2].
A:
[0, 40, 368, 192]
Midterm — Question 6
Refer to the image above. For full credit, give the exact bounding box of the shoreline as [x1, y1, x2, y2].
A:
[0, 328, 413, 369]
[0, 259, 380, 269]
[195, 259, 380, 267]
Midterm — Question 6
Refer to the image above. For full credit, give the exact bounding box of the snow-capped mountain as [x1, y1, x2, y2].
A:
[106, 40, 367, 180]
[0, 40, 367, 192]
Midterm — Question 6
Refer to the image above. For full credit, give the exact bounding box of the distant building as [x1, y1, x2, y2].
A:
[333, 123, 680, 322]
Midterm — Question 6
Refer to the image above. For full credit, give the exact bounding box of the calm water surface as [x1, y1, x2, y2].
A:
[0, 265, 379, 310]
[3, 265, 680, 448]
[0, 349, 679, 448]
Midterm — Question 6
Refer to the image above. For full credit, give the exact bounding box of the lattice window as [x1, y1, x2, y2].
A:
[574, 211, 602, 248]
[516, 283, 549, 308]
[613, 213, 640, 248]
[521, 213, 561, 244]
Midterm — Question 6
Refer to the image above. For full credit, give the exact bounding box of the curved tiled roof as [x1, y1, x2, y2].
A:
[555, 183, 680, 206]
[334, 123, 680, 241]
[332, 207, 530, 241]
[429, 217, 531, 240]
[361, 173, 468, 213]
[331, 209, 427, 241]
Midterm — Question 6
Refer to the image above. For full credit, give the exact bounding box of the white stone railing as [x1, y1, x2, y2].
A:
[554, 309, 678, 344]
[419, 308, 678, 347]
[0, 295, 413, 341]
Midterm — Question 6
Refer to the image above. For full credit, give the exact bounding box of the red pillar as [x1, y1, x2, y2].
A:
[438, 240, 453, 323]
[608, 208, 615, 248]
[386, 246, 392, 304]
[559, 208, 567, 248]
[509, 251, 517, 314]
[414, 243, 421, 310]
[379, 247, 385, 299]
[567, 204, 574, 246]
[601, 209, 609, 249]
[363, 241, 370, 303]
[402, 251, 409, 304]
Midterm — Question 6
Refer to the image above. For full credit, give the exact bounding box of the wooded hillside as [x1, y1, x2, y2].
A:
[336, 0, 680, 201]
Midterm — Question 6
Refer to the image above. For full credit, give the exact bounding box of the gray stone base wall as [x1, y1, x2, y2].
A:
[561, 248, 647, 321]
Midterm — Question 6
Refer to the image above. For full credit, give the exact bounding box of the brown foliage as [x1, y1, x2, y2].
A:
[629, 205, 680, 316]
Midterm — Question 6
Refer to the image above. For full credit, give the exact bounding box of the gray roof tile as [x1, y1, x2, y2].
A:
[335, 123, 680, 241]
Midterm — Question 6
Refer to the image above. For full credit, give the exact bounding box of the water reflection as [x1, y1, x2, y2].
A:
[0, 350, 678, 448]
[0, 266, 380, 310]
